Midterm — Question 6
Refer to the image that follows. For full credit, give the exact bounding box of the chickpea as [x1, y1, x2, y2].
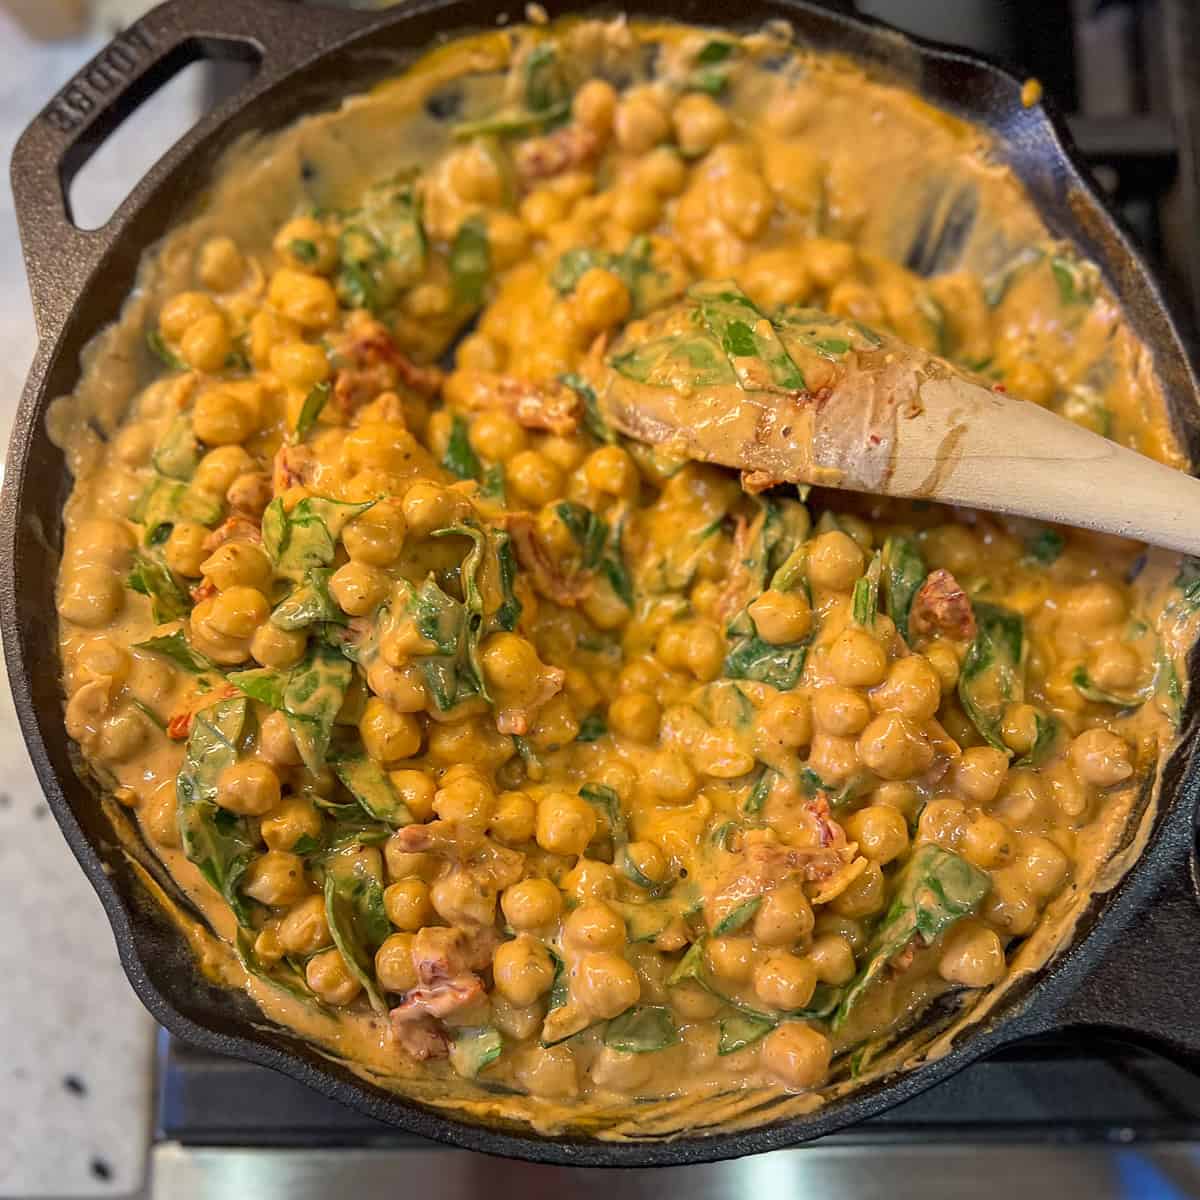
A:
[844, 805, 909, 865]
[622, 839, 668, 886]
[375, 932, 418, 993]
[762, 1023, 831, 1090]
[939, 921, 1006, 988]
[507, 450, 564, 506]
[643, 751, 697, 804]
[858, 712, 934, 780]
[446, 141, 506, 205]
[216, 761, 281, 816]
[535, 791, 597, 856]
[808, 934, 857, 985]
[754, 952, 818, 1011]
[469, 410, 526, 462]
[684, 623, 726, 682]
[201, 542, 272, 594]
[673, 92, 731, 156]
[181, 311, 232, 373]
[492, 994, 544, 1042]
[981, 873, 1039, 937]
[614, 91, 670, 154]
[140, 779, 181, 849]
[257, 709, 301, 769]
[754, 881, 814, 947]
[564, 900, 626, 953]
[807, 731, 859, 783]
[961, 813, 1015, 870]
[671, 978, 724, 1021]
[329, 561, 389, 616]
[805, 237, 856, 288]
[490, 789, 537, 845]
[279, 894, 332, 956]
[870, 655, 941, 722]
[227, 469, 272, 515]
[209, 587, 272, 641]
[193, 385, 260, 446]
[1018, 835, 1071, 900]
[925, 639, 961, 691]
[813, 686, 871, 736]
[559, 857, 620, 905]
[384, 878, 434, 932]
[1060, 580, 1126, 629]
[1070, 728, 1133, 787]
[829, 628, 889, 688]
[433, 770, 495, 829]
[572, 268, 631, 333]
[591, 1046, 655, 1093]
[950, 748, 1009, 808]
[74, 637, 129, 686]
[608, 692, 661, 743]
[197, 235, 245, 290]
[241, 850, 308, 907]
[515, 1044, 579, 1100]
[639, 146, 688, 195]
[306, 948, 362, 1006]
[706, 935, 756, 984]
[573, 78, 617, 135]
[583, 445, 639, 499]
[359, 698, 422, 767]
[748, 589, 813, 645]
[159, 522, 206, 578]
[502, 878, 562, 930]
[269, 268, 338, 329]
[918, 802, 970, 858]
[160, 291, 218, 341]
[1001, 703, 1041, 756]
[493, 936, 556, 1007]
[830, 861, 887, 918]
[808, 531, 863, 591]
[194, 445, 254, 496]
[715, 167, 773, 239]
[261, 795, 322, 852]
[343, 500, 407, 566]
[58, 565, 123, 627]
[520, 187, 566, 232]
[757, 691, 813, 750]
[250, 623, 307, 670]
[574, 951, 640, 1019]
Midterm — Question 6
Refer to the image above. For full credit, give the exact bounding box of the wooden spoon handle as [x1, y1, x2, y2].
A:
[885, 377, 1200, 556]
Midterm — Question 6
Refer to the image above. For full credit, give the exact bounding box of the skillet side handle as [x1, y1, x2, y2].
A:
[1053, 783, 1200, 1070]
[8, 0, 371, 345]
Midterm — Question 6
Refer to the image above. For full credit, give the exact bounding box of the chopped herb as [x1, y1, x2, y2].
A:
[604, 1006, 678, 1054]
[834, 845, 991, 1029]
[450, 216, 490, 308]
[696, 39, 736, 63]
[718, 1011, 774, 1055]
[289, 238, 318, 264]
[133, 631, 218, 674]
[332, 755, 415, 827]
[146, 329, 186, 370]
[576, 712, 607, 742]
[712, 895, 761, 936]
[958, 602, 1025, 751]
[443, 412, 482, 480]
[131, 698, 166, 731]
[1025, 527, 1065, 566]
[228, 644, 352, 775]
[450, 1027, 504, 1078]
[881, 536, 925, 642]
[127, 554, 191, 624]
[579, 782, 628, 845]
[176, 697, 255, 926]
[323, 861, 390, 1014]
[294, 382, 329, 441]
[1071, 665, 1153, 709]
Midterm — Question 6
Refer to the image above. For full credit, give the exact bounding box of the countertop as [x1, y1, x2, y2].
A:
[0, 6, 209, 1192]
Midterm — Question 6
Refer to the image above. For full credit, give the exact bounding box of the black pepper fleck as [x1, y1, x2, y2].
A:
[90, 1157, 113, 1182]
[63, 1074, 87, 1096]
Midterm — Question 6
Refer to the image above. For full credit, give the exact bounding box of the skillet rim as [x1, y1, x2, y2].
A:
[5, 0, 1200, 1166]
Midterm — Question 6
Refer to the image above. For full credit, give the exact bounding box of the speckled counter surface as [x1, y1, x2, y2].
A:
[0, 8, 205, 1194]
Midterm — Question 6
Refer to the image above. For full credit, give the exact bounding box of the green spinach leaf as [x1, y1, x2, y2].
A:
[450, 216, 490, 307]
[127, 553, 191, 623]
[332, 755, 414, 827]
[133, 631, 218, 674]
[324, 862, 390, 1013]
[958, 602, 1025, 751]
[881, 535, 925, 641]
[262, 495, 374, 581]
[604, 1005, 678, 1054]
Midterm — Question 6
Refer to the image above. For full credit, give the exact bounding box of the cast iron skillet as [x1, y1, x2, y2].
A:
[7, 0, 1200, 1167]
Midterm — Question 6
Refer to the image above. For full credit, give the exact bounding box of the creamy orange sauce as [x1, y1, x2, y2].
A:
[50, 17, 1197, 1139]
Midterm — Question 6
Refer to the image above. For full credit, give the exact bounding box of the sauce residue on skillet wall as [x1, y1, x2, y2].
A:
[46, 15, 1200, 1138]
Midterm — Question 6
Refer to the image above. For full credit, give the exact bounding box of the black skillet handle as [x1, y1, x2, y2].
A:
[9, 0, 373, 346]
[1040, 774, 1200, 1071]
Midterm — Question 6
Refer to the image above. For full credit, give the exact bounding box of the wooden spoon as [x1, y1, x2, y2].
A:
[591, 288, 1200, 556]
